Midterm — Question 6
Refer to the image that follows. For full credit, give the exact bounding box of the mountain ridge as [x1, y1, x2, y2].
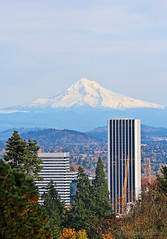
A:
[1, 124, 167, 146]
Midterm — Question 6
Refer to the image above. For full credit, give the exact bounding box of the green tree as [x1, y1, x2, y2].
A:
[0, 159, 51, 239]
[4, 130, 42, 179]
[67, 167, 94, 231]
[42, 180, 66, 239]
[4, 130, 26, 168]
[157, 166, 167, 193]
[91, 157, 113, 218]
[87, 158, 114, 239]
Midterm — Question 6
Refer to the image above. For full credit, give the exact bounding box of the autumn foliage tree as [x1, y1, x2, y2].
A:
[113, 166, 167, 239]
[60, 228, 88, 239]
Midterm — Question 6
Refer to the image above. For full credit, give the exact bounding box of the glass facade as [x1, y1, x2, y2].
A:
[108, 119, 141, 214]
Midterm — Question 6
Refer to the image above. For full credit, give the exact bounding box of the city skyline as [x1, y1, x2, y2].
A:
[0, 1, 167, 108]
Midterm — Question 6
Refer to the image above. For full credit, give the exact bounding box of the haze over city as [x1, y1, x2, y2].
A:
[1, 0, 167, 108]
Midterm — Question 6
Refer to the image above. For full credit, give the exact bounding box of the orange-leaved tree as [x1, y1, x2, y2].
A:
[60, 228, 88, 239]
[113, 166, 167, 238]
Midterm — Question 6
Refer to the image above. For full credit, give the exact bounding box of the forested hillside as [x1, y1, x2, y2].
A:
[21, 129, 103, 147]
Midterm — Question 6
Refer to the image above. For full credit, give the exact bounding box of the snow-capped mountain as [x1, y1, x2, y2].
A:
[19, 78, 163, 110]
[0, 78, 166, 132]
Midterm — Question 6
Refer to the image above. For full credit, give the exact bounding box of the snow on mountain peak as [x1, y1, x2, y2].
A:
[49, 78, 102, 108]
[69, 78, 101, 94]
[19, 78, 165, 110]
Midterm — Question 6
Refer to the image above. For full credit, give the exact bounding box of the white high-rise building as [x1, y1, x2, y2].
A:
[108, 119, 141, 214]
[36, 152, 77, 205]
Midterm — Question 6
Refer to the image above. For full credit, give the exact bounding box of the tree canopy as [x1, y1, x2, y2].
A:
[0, 159, 51, 239]
[42, 180, 66, 239]
[67, 166, 94, 231]
[157, 166, 167, 193]
[91, 157, 113, 218]
[67, 161, 114, 238]
[4, 130, 42, 179]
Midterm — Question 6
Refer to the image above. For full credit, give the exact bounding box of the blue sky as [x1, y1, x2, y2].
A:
[0, 0, 167, 107]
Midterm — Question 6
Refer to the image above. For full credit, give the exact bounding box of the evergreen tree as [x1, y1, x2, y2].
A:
[24, 138, 42, 179]
[42, 180, 66, 239]
[4, 130, 26, 168]
[4, 130, 42, 179]
[86, 158, 114, 238]
[157, 166, 167, 193]
[91, 157, 113, 218]
[0, 159, 51, 239]
[67, 167, 94, 231]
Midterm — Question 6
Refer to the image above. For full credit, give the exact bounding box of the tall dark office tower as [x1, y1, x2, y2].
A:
[108, 119, 141, 214]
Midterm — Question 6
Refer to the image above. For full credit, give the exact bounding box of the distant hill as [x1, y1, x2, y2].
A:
[0, 127, 41, 141]
[86, 126, 107, 141]
[18, 124, 167, 145]
[20, 129, 103, 147]
[141, 125, 167, 141]
[0, 124, 167, 151]
[86, 125, 167, 142]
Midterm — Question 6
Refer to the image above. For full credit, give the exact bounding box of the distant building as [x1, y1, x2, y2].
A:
[36, 152, 77, 205]
[108, 119, 141, 214]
